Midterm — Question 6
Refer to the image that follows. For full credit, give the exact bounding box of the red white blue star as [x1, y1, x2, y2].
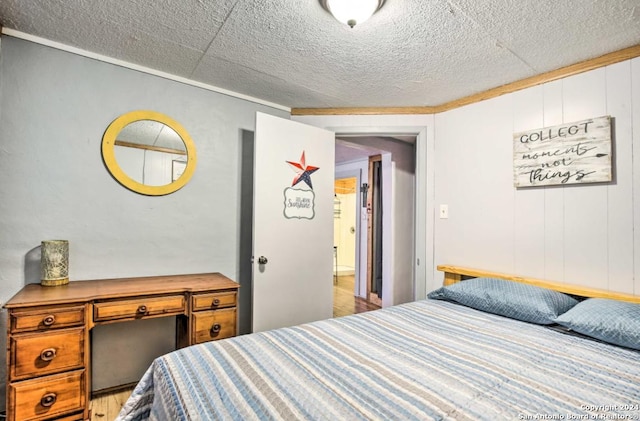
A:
[286, 151, 320, 189]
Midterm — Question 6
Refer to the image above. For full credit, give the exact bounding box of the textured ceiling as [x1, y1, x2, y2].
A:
[1, 0, 639, 109]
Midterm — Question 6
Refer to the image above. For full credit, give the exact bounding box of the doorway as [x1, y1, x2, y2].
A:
[333, 176, 357, 280]
[333, 134, 417, 314]
[333, 175, 372, 317]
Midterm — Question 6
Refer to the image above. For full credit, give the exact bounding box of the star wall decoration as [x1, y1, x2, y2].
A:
[286, 151, 320, 189]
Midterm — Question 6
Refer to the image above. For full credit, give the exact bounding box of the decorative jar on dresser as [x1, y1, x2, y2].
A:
[4, 273, 239, 421]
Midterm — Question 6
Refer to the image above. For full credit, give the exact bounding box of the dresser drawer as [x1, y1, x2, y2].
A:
[94, 295, 186, 322]
[10, 305, 85, 334]
[192, 291, 237, 311]
[192, 308, 237, 344]
[8, 370, 85, 421]
[10, 328, 85, 381]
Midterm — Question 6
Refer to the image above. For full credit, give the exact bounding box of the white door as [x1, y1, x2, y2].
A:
[252, 112, 335, 332]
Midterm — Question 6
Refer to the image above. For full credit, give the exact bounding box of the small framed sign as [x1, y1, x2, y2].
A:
[283, 188, 315, 220]
[513, 116, 612, 187]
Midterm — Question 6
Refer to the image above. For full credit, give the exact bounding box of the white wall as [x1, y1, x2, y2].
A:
[433, 58, 640, 295]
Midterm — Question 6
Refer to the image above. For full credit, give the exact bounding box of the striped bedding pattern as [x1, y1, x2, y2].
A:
[117, 299, 640, 421]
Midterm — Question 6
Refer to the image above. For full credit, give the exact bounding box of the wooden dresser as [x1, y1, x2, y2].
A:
[4, 273, 239, 421]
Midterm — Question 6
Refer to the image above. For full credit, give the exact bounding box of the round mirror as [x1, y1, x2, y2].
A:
[102, 110, 197, 195]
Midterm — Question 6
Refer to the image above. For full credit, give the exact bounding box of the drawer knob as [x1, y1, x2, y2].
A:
[42, 315, 56, 326]
[137, 305, 148, 314]
[213, 298, 221, 306]
[40, 348, 57, 362]
[211, 323, 222, 334]
[41, 392, 57, 408]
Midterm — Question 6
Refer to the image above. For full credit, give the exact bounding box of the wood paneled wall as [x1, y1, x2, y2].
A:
[294, 58, 639, 297]
[434, 58, 640, 295]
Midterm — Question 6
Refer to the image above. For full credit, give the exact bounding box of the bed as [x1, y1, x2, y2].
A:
[117, 266, 640, 421]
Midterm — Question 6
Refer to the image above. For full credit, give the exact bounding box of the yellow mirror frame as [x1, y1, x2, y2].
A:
[102, 110, 197, 196]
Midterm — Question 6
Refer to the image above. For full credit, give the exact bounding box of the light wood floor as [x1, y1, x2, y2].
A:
[89, 388, 134, 420]
[333, 274, 381, 317]
[90, 276, 380, 418]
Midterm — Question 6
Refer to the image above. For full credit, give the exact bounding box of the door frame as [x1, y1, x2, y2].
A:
[329, 125, 432, 304]
[334, 168, 365, 298]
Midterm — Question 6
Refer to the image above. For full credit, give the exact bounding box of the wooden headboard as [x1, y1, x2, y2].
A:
[437, 265, 640, 304]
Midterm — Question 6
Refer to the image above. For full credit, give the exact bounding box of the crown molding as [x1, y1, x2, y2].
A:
[1, 28, 291, 113]
[292, 44, 640, 116]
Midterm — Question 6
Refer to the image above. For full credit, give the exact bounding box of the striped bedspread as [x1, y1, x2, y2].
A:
[117, 299, 640, 421]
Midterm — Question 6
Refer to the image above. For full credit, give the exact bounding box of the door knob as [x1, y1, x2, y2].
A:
[258, 256, 268, 265]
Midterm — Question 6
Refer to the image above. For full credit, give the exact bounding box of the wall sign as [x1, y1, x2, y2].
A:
[513, 116, 612, 187]
[283, 151, 318, 219]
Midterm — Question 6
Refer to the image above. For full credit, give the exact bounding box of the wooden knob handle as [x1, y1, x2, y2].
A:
[211, 323, 222, 334]
[40, 348, 57, 362]
[41, 392, 57, 408]
[213, 299, 220, 306]
[42, 315, 56, 326]
[137, 305, 147, 314]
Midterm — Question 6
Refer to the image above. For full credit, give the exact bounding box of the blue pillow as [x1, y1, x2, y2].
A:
[427, 277, 578, 325]
[554, 298, 640, 350]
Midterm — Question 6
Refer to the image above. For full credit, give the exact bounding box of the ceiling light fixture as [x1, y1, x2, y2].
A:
[319, 0, 386, 28]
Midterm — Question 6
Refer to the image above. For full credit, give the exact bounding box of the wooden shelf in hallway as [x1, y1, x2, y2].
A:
[333, 275, 381, 318]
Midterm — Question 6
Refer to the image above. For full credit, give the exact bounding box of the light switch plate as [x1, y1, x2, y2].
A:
[440, 204, 449, 219]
